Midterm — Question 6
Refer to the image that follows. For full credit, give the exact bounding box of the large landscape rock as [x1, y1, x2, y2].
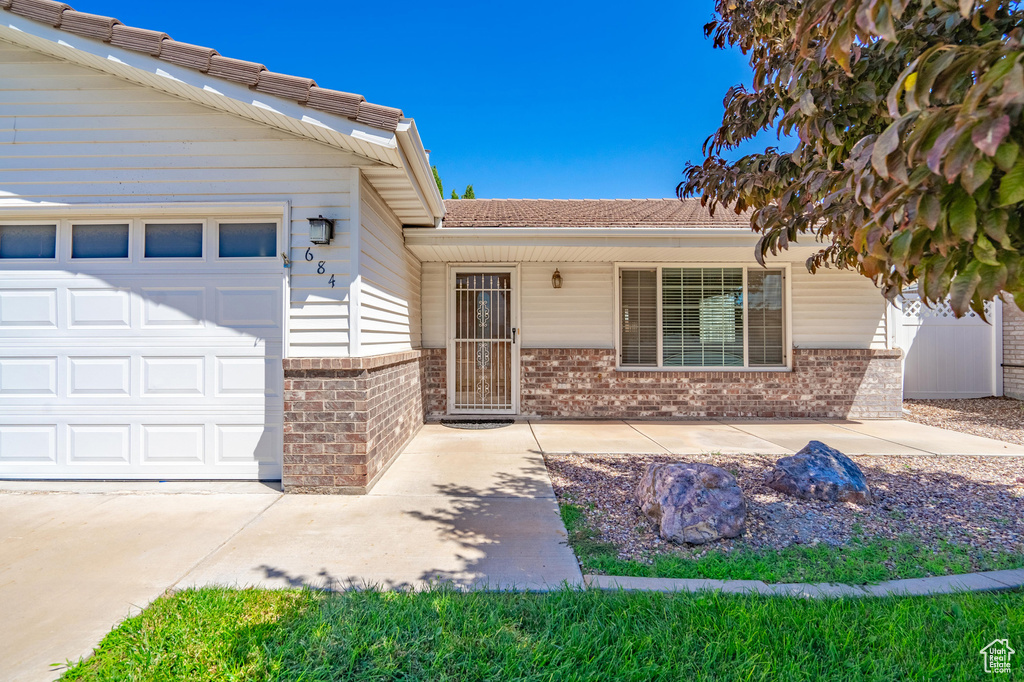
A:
[765, 440, 873, 504]
[636, 462, 746, 544]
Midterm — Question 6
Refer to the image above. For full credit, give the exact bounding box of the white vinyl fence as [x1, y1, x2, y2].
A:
[894, 293, 1002, 399]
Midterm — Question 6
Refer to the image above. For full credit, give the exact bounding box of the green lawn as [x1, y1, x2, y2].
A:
[560, 502, 1024, 584]
[62, 587, 1021, 681]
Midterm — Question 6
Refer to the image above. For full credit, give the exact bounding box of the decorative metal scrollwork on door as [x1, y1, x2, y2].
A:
[475, 342, 491, 369]
[476, 296, 491, 329]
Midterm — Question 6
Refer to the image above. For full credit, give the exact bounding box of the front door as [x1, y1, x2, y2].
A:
[448, 267, 518, 414]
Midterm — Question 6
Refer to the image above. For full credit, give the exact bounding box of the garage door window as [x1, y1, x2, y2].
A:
[218, 223, 276, 258]
[145, 223, 203, 258]
[0, 224, 57, 259]
[72, 224, 130, 259]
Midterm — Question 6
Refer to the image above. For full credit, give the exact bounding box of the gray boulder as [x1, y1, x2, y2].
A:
[766, 440, 872, 504]
[636, 462, 746, 544]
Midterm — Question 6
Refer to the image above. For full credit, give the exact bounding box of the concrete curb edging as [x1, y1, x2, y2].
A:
[584, 569, 1024, 598]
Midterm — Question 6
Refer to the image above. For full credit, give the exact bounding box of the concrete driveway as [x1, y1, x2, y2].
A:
[2, 417, 1022, 680]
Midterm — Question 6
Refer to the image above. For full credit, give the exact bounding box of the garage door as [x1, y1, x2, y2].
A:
[0, 217, 284, 480]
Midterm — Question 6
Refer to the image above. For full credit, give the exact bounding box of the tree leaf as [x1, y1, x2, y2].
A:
[994, 141, 1019, 172]
[919, 193, 942, 230]
[971, 115, 1010, 156]
[982, 209, 1014, 249]
[872, 121, 902, 178]
[949, 193, 977, 240]
[974, 233, 1001, 266]
[961, 156, 994, 194]
[799, 90, 817, 116]
[949, 260, 982, 316]
[958, 0, 975, 18]
[996, 157, 1024, 206]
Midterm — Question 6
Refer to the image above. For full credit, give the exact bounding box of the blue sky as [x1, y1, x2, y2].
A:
[74, 0, 783, 199]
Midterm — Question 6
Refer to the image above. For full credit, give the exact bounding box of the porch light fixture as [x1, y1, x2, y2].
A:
[307, 215, 334, 245]
[551, 269, 563, 289]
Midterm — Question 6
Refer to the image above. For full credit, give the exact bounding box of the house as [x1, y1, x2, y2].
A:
[0, 0, 903, 494]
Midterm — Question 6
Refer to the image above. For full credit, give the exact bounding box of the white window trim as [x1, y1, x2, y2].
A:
[613, 262, 793, 372]
[0, 220, 60, 263]
[67, 219, 134, 263]
[214, 219, 282, 261]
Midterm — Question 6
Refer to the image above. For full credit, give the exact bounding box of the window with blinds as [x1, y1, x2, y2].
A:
[619, 269, 658, 366]
[747, 269, 785, 366]
[619, 266, 786, 369]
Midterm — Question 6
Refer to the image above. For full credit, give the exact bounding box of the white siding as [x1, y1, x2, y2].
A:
[520, 263, 615, 348]
[421, 262, 447, 348]
[0, 41, 368, 358]
[790, 268, 888, 349]
[357, 175, 421, 355]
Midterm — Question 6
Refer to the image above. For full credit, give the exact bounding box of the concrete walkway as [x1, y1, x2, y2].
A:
[528, 418, 1024, 456]
[2, 417, 1022, 680]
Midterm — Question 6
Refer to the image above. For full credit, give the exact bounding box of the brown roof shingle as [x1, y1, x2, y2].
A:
[2, 0, 405, 132]
[440, 199, 750, 228]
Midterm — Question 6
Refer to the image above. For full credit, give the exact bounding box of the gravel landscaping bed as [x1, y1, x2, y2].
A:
[903, 397, 1024, 446]
[546, 452, 1024, 563]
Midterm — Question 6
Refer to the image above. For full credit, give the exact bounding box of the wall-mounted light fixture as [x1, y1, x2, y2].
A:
[307, 215, 334, 245]
[551, 268, 563, 289]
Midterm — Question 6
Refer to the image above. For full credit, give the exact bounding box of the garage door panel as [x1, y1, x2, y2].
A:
[0, 288, 57, 327]
[68, 356, 131, 396]
[141, 288, 205, 327]
[68, 288, 131, 328]
[0, 425, 57, 463]
[0, 356, 57, 395]
[142, 356, 206, 397]
[68, 424, 130, 463]
[216, 288, 280, 328]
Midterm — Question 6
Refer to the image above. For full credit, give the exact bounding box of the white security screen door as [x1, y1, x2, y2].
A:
[449, 268, 518, 413]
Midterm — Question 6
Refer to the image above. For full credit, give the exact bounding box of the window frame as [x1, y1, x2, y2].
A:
[141, 219, 208, 261]
[214, 219, 280, 261]
[0, 220, 60, 262]
[613, 262, 792, 372]
[68, 219, 134, 262]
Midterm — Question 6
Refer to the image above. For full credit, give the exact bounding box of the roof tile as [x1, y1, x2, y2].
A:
[207, 54, 264, 86]
[110, 24, 168, 56]
[254, 71, 315, 103]
[440, 199, 750, 229]
[308, 87, 364, 119]
[59, 9, 119, 41]
[158, 39, 217, 72]
[9, 0, 67, 26]
[356, 102, 404, 131]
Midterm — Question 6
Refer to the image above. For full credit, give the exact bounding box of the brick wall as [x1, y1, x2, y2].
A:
[283, 351, 424, 493]
[423, 348, 903, 419]
[1004, 295, 1024, 400]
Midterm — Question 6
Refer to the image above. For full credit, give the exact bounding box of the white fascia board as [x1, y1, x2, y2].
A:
[403, 226, 827, 253]
[406, 226, 758, 246]
[395, 119, 445, 222]
[0, 200, 290, 218]
[0, 18, 400, 164]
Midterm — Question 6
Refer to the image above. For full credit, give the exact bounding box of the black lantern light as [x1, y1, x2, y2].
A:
[307, 215, 334, 245]
[551, 269, 563, 289]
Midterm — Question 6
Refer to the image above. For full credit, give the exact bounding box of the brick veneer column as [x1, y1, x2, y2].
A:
[1004, 295, 1024, 400]
[422, 347, 903, 419]
[283, 351, 424, 493]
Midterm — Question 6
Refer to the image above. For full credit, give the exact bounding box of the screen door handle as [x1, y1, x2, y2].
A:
[512, 327, 517, 343]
